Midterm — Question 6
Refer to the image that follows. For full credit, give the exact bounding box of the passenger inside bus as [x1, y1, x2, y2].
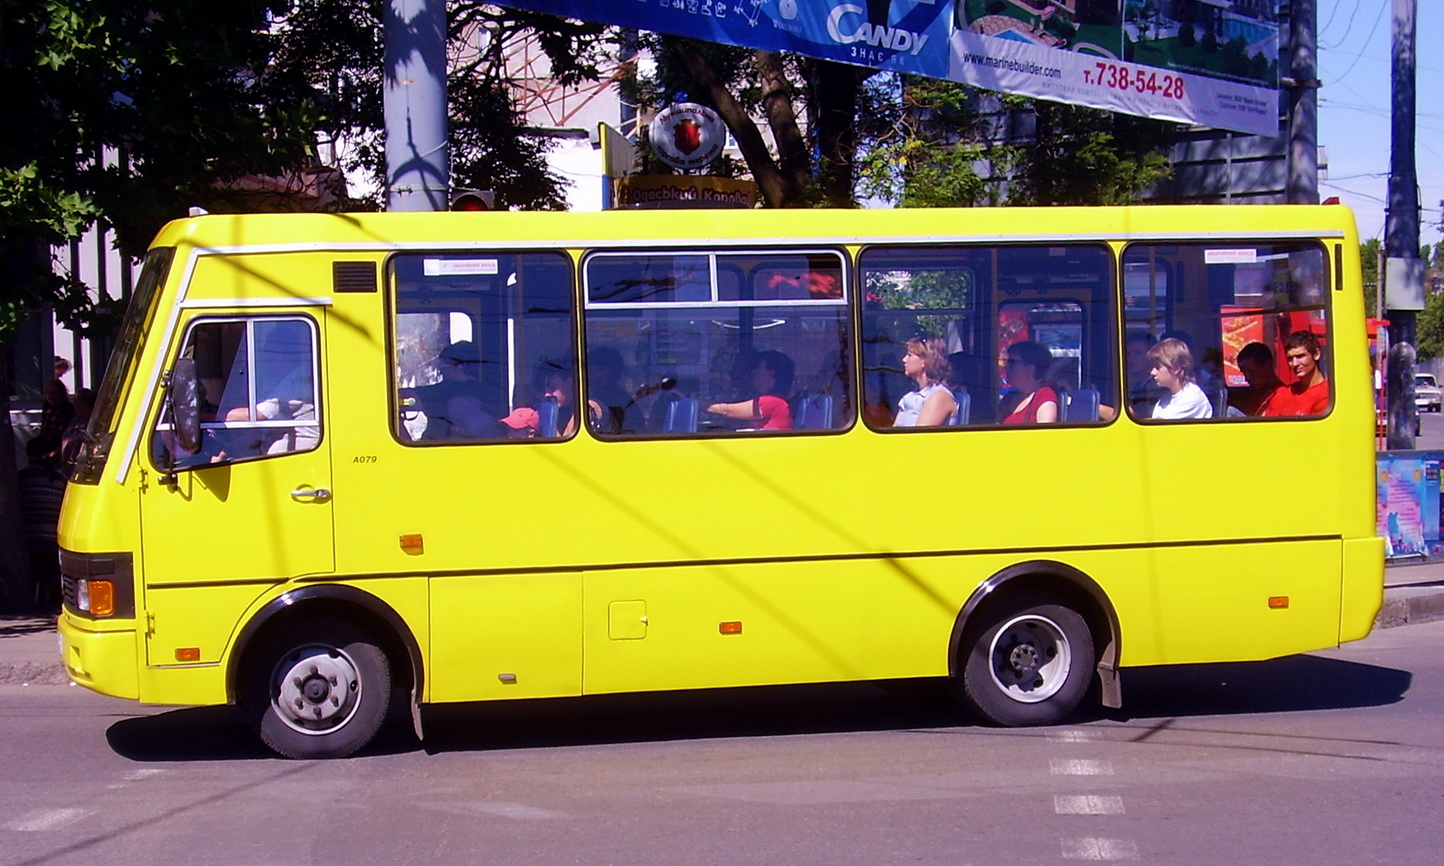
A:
[706, 350, 794, 430]
[586, 346, 643, 434]
[1232, 341, 1284, 416]
[894, 336, 958, 427]
[1263, 330, 1330, 417]
[1147, 338, 1213, 420]
[999, 341, 1059, 425]
[405, 340, 501, 441]
[540, 366, 603, 437]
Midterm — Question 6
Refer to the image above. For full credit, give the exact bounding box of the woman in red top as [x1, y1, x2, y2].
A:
[1000, 341, 1059, 425]
[706, 350, 794, 430]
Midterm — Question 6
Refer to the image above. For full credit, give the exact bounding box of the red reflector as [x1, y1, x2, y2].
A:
[1268, 596, 1290, 609]
[719, 621, 742, 635]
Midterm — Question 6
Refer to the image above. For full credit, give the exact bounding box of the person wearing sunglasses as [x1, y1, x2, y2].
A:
[1000, 341, 1059, 425]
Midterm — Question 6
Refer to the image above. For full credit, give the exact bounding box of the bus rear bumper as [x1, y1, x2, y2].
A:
[59, 615, 139, 700]
[1341, 536, 1387, 643]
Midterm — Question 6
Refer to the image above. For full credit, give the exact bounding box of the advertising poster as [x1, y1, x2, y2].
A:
[1379, 457, 1428, 559]
[492, 1, 1281, 135]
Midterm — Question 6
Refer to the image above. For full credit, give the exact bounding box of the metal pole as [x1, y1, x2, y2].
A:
[1285, 0, 1319, 204]
[384, 0, 449, 212]
[1385, 0, 1420, 449]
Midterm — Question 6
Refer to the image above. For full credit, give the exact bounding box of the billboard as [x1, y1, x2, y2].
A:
[491, 1, 1281, 136]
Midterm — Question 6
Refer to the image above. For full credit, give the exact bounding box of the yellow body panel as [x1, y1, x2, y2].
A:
[55, 205, 1382, 717]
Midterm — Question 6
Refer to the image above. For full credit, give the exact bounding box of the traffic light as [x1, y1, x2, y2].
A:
[451, 189, 495, 211]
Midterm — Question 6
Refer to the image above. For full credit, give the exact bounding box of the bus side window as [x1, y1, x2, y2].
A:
[1122, 242, 1331, 422]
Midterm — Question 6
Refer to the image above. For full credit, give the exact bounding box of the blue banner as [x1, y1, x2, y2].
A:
[492, 1, 1281, 137]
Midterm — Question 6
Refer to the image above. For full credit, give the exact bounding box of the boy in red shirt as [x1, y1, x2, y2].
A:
[1264, 330, 1329, 417]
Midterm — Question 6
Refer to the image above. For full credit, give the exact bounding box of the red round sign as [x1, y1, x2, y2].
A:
[649, 103, 727, 171]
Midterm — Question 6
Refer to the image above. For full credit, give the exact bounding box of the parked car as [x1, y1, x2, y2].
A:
[1416, 373, 1442, 413]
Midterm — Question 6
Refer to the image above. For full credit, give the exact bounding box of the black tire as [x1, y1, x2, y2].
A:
[243, 617, 391, 759]
[956, 593, 1094, 727]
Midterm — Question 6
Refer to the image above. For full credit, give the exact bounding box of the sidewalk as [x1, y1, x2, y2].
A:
[5, 565, 1444, 686]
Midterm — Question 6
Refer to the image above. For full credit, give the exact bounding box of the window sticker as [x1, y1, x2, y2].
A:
[1204, 249, 1258, 265]
[424, 258, 499, 277]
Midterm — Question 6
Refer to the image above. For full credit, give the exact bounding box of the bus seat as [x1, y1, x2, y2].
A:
[1209, 384, 1229, 418]
[949, 389, 971, 426]
[664, 397, 698, 433]
[535, 400, 559, 437]
[1064, 387, 1100, 422]
[796, 394, 834, 430]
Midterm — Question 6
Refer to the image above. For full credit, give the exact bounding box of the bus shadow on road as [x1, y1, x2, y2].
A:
[1098, 654, 1411, 722]
[103, 655, 1411, 760]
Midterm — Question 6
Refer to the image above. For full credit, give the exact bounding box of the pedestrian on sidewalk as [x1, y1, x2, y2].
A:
[18, 437, 66, 613]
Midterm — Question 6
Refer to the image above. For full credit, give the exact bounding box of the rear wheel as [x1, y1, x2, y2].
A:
[957, 593, 1094, 726]
[243, 617, 391, 759]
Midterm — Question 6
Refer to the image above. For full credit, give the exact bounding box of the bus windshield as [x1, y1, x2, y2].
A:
[71, 247, 174, 484]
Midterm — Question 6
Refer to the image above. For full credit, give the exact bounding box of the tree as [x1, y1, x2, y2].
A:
[859, 78, 1177, 208]
[623, 34, 873, 208]
[1361, 238, 1381, 318]
[269, 0, 608, 210]
[1416, 290, 1444, 360]
[1, 0, 324, 610]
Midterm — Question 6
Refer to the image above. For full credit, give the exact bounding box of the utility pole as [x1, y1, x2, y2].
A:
[1285, 0, 1319, 204]
[1385, 0, 1421, 449]
[384, 0, 449, 212]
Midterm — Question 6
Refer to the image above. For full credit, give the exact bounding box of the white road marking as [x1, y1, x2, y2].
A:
[4, 808, 93, 832]
[1049, 729, 1101, 744]
[1061, 837, 1141, 861]
[418, 801, 567, 820]
[1050, 758, 1115, 776]
[1055, 794, 1126, 815]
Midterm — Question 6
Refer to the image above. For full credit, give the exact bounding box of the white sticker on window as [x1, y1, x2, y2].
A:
[424, 258, 499, 276]
[1204, 249, 1258, 264]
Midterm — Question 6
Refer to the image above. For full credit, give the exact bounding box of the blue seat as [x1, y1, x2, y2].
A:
[795, 394, 834, 430]
[535, 400, 559, 437]
[664, 397, 698, 433]
[948, 389, 970, 426]
[1064, 387, 1100, 423]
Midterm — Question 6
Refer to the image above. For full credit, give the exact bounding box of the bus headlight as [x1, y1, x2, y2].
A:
[60, 550, 134, 619]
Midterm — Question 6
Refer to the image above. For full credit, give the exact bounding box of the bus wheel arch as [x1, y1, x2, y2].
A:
[229, 587, 424, 758]
[948, 561, 1121, 725]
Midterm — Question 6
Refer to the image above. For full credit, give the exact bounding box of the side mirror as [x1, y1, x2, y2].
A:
[169, 359, 202, 455]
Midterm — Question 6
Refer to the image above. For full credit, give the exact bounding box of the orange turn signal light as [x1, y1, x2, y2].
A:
[90, 581, 115, 617]
[1268, 596, 1290, 609]
[719, 621, 743, 635]
[399, 534, 424, 554]
[175, 647, 201, 662]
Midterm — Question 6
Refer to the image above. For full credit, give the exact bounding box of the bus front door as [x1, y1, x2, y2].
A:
[139, 312, 335, 668]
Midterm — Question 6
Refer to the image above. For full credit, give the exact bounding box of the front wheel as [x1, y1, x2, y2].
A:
[956, 593, 1094, 727]
[243, 617, 391, 759]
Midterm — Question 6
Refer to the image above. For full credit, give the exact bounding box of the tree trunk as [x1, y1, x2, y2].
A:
[667, 40, 811, 208]
[0, 351, 35, 613]
[752, 50, 811, 206]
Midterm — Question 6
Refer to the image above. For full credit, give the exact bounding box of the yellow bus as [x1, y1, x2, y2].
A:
[58, 205, 1384, 758]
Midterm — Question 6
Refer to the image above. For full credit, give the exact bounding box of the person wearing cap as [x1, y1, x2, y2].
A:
[499, 406, 542, 438]
[406, 340, 501, 440]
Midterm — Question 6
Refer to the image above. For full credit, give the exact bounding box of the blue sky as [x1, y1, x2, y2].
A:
[1317, 1, 1442, 249]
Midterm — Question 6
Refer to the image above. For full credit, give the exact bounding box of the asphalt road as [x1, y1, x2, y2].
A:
[3, 621, 1444, 866]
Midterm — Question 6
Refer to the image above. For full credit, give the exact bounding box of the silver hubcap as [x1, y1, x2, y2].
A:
[271, 645, 362, 735]
[988, 614, 1072, 704]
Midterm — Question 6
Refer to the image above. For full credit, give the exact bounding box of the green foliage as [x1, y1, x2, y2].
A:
[1361, 238, 1381, 317]
[860, 76, 1176, 208]
[1, 0, 321, 340]
[1417, 290, 1444, 359]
